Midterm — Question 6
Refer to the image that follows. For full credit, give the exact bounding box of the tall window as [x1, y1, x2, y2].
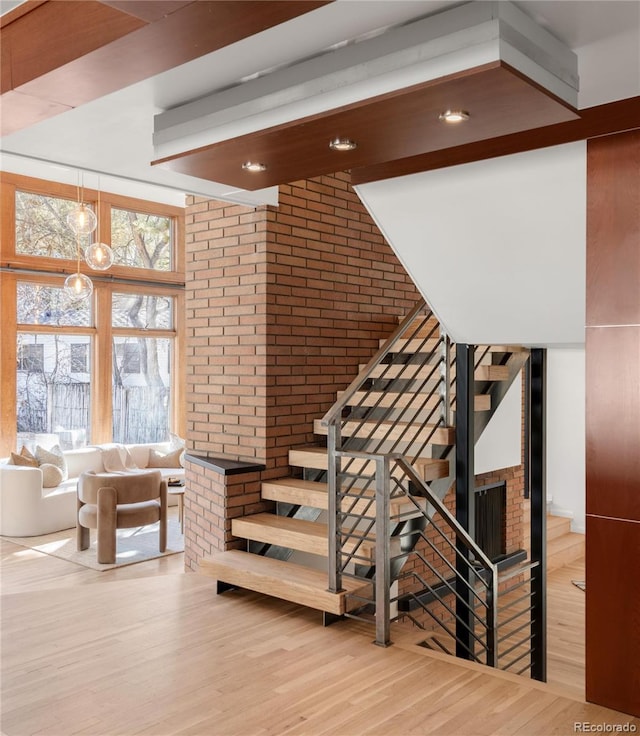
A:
[1, 173, 184, 454]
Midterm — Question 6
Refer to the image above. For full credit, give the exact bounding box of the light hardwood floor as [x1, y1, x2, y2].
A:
[1, 540, 635, 736]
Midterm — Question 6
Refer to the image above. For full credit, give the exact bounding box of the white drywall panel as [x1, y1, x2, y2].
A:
[547, 347, 586, 533]
[356, 141, 586, 347]
[475, 373, 522, 475]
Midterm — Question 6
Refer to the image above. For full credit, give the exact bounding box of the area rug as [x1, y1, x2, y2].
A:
[3, 508, 184, 571]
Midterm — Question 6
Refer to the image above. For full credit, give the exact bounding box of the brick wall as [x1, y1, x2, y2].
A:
[183, 172, 421, 568]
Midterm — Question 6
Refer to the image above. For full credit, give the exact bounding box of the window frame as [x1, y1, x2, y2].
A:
[0, 172, 185, 455]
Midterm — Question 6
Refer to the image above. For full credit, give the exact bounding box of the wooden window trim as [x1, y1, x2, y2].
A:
[0, 172, 185, 455]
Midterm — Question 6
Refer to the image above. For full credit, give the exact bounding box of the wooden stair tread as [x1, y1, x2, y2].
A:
[313, 418, 454, 445]
[546, 514, 572, 541]
[342, 390, 491, 412]
[262, 477, 329, 509]
[232, 513, 378, 560]
[363, 363, 510, 382]
[548, 533, 585, 554]
[289, 446, 449, 481]
[547, 531, 585, 570]
[382, 339, 527, 354]
[200, 549, 363, 614]
[380, 337, 441, 352]
[262, 476, 429, 518]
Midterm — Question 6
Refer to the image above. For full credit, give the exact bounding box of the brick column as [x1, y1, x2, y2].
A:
[183, 172, 421, 569]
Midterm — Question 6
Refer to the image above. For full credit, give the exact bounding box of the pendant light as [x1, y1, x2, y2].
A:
[67, 174, 97, 236]
[64, 232, 93, 299]
[84, 179, 114, 270]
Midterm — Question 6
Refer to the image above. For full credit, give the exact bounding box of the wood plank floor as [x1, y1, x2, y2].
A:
[2, 541, 635, 736]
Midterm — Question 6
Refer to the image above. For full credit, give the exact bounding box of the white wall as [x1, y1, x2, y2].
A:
[475, 374, 522, 475]
[546, 347, 586, 533]
[356, 141, 586, 348]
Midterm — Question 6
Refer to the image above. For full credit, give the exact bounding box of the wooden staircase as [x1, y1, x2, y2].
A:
[524, 513, 585, 571]
[199, 312, 528, 618]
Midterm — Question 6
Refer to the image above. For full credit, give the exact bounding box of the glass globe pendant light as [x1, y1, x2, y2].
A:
[85, 241, 114, 270]
[64, 231, 93, 299]
[67, 173, 97, 235]
[64, 271, 93, 298]
[84, 178, 114, 270]
[67, 202, 97, 235]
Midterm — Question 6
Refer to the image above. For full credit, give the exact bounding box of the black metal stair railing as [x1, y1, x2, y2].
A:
[321, 300, 453, 596]
[332, 452, 499, 665]
[319, 297, 542, 677]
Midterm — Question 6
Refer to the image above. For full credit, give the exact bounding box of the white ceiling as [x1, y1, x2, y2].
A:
[0, 1, 638, 205]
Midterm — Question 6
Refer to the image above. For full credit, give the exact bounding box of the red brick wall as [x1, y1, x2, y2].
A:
[264, 173, 420, 476]
[183, 172, 421, 568]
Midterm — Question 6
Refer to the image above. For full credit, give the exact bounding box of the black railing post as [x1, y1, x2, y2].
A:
[524, 356, 531, 500]
[455, 343, 475, 659]
[529, 348, 547, 681]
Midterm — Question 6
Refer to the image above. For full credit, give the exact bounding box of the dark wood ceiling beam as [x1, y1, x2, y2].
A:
[0, 0, 330, 137]
[350, 96, 640, 185]
[152, 62, 579, 191]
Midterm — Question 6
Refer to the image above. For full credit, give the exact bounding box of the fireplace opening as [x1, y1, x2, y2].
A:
[475, 481, 507, 562]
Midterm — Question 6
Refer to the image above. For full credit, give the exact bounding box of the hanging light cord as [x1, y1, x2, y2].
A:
[76, 232, 82, 275]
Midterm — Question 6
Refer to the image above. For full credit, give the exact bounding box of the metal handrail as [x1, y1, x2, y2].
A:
[321, 299, 533, 675]
[334, 450, 498, 666]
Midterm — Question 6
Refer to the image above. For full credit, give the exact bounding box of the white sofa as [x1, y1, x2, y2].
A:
[0, 443, 184, 537]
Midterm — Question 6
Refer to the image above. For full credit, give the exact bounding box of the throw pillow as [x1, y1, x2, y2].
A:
[169, 433, 185, 451]
[35, 444, 69, 481]
[101, 447, 127, 472]
[101, 445, 139, 472]
[40, 463, 64, 488]
[9, 450, 38, 467]
[147, 447, 183, 468]
[120, 446, 138, 470]
[20, 446, 38, 463]
[169, 433, 186, 466]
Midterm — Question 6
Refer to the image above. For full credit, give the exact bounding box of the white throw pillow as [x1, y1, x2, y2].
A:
[40, 463, 64, 488]
[147, 447, 183, 468]
[101, 447, 126, 472]
[169, 434, 186, 466]
[101, 445, 138, 473]
[35, 444, 68, 481]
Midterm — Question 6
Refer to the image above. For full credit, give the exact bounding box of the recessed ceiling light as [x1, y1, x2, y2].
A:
[439, 110, 470, 124]
[329, 138, 357, 152]
[242, 161, 267, 172]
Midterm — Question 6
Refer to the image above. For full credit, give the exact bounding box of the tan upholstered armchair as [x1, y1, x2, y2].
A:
[77, 470, 167, 564]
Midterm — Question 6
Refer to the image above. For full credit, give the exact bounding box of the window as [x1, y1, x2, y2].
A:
[70, 344, 89, 373]
[17, 282, 91, 327]
[112, 292, 172, 330]
[15, 191, 91, 259]
[16, 334, 91, 443]
[113, 337, 172, 443]
[116, 342, 141, 374]
[111, 208, 172, 271]
[1, 172, 185, 453]
[17, 343, 44, 372]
